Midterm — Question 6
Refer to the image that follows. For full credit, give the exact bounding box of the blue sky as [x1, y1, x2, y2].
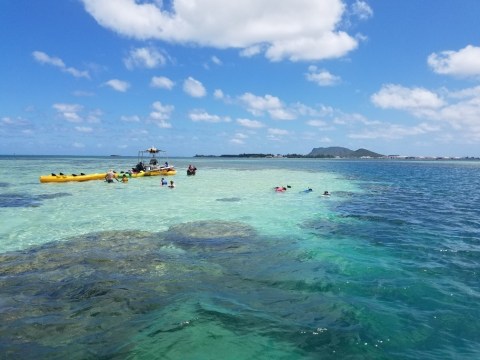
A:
[1, 0, 480, 157]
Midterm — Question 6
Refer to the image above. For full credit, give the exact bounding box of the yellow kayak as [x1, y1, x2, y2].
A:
[39, 172, 108, 183]
[143, 169, 177, 176]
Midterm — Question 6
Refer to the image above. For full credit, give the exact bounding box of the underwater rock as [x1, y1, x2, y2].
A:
[0, 192, 72, 208]
[216, 197, 242, 202]
[165, 220, 257, 253]
[0, 193, 42, 207]
[168, 220, 256, 240]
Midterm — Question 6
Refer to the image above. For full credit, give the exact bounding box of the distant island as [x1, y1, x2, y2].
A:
[194, 147, 479, 160]
[195, 147, 383, 159]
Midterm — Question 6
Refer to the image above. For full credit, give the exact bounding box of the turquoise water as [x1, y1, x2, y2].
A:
[1, 156, 479, 359]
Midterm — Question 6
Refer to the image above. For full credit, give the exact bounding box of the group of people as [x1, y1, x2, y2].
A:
[161, 177, 175, 188]
[274, 185, 331, 196]
[105, 169, 129, 183]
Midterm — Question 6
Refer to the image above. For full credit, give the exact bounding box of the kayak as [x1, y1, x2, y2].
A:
[39, 172, 108, 183]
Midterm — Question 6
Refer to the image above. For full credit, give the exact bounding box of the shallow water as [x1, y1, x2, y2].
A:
[1, 156, 479, 359]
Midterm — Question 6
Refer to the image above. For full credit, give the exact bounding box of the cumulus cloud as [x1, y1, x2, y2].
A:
[32, 51, 90, 78]
[268, 128, 289, 136]
[239, 92, 295, 120]
[237, 118, 265, 128]
[371, 84, 445, 113]
[80, 0, 360, 62]
[121, 115, 141, 122]
[306, 66, 340, 86]
[349, 123, 440, 140]
[124, 46, 167, 69]
[351, 0, 373, 20]
[149, 101, 173, 128]
[1, 116, 29, 127]
[189, 110, 230, 123]
[104, 79, 130, 92]
[53, 103, 84, 123]
[306, 119, 328, 127]
[211, 56, 222, 65]
[428, 45, 480, 77]
[230, 132, 248, 144]
[370, 84, 480, 140]
[75, 126, 93, 133]
[183, 77, 206, 97]
[150, 76, 174, 89]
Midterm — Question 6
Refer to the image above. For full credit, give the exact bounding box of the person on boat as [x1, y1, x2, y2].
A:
[161, 177, 168, 186]
[168, 180, 175, 188]
[121, 174, 128, 183]
[105, 169, 117, 183]
[164, 161, 169, 168]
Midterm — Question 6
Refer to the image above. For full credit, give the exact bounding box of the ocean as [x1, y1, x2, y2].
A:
[0, 156, 479, 359]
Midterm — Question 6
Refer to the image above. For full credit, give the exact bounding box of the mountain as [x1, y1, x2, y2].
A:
[307, 146, 384, 158]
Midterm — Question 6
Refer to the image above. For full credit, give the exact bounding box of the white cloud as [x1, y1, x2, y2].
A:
[149, 101, 173, 128]
[239, 92, 295, 120]
[351, 0, 373, 20]
[349, 123, 440, 140]
[73, 142, 85, 148]
[124, 47, 167, 69]
[371, 84, 445, 113]
[80, 0, 360, 62]
[237, 118, 265, 128]
[230, 132, 248, 144]
[370, 84, 480, 141]
[121, 115, 141, 122]
[268, 128, 289, 136]
[428, 45, 480, 77]
[214, 89, 224, 99]
[53, 103, 83, 123]
[75, 126, 93, 133]
[86, 109, 102, 124]
[211, 56, 222, 65]
[1, 116, 28, 126]
[150, 76, 175, 89]
[183, 77, 207, 97]
[306, 66, 340, 86]
[32, 51, 90, 78]
[240, 45, 263, 58]
[306, 119, 328, 127]
[105, 79, 130, 92]
[189, 110, 230, 123]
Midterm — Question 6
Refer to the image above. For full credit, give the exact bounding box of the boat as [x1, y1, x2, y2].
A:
[39, 172, 109, 183]
[39, 147, 175, 183]
[130, 147, 177, 176]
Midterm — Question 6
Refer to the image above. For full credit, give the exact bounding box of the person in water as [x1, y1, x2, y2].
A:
[275, 186, 287, 192]
[121, 174, 128, 183]
[105, 169, 116, 183]
[168, 180, 175, 188]
[161, 177, 168, 186]
[323, 191, 331, 196]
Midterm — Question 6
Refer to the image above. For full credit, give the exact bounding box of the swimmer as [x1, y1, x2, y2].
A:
[168, 180, 175, 188]
[161, 177, 168, 186]
[121, 174, 128, 183]
[323, 191, 331, 196]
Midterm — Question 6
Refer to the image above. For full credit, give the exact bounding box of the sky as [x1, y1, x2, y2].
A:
[1, 0, 480, 157]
